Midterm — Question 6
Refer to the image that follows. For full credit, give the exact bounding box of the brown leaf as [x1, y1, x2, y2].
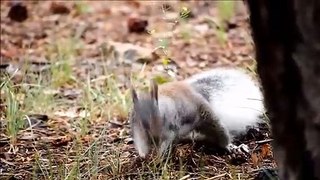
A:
[50, 2, 70, 15]
[53, 136, 72, 146]
[42, 135, 72, 147]
[81, 135, 93, 143]
[261, 144, 272, 158]
[251, 152, 260, 166]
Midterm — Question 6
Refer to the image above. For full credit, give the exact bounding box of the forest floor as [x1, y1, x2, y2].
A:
[0, 1, 277, 179]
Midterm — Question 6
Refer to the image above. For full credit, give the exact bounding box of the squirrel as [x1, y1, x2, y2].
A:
[129, 67, 265, 158]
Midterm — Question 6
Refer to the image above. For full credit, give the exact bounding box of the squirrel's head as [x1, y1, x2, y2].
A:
[130, 79, 162, 157]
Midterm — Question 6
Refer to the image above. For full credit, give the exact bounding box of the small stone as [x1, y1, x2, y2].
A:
[19, 133, 39, 140]
[199, 62, 207, 68]
[194, 24, 209, 35]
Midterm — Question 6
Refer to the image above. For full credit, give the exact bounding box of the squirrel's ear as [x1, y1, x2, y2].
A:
[131, 86, 138, 104]
[150, 79, 158, 102]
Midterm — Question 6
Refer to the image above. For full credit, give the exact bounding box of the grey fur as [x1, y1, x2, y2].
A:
[190, 74, 226, 102]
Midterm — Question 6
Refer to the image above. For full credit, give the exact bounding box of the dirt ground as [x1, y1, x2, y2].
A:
[0, 1, 277, 179]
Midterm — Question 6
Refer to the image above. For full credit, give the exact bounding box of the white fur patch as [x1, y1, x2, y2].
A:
[188, 68, 265, 136]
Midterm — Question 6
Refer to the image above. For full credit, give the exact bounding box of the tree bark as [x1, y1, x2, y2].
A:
[246, 0, 320, 179]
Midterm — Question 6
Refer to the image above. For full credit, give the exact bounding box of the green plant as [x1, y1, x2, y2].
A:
[74, 1, 92, 15]
[46, 38, 82, 87]
[77, 76, 94, 136]
[215, 1, 236, 45]
[22, 85, 55, 115]
[217, 1, 235, 24]
[50, 60, 75, 88]
[103, 74, 131, 120]
[2, 78, 25, 145]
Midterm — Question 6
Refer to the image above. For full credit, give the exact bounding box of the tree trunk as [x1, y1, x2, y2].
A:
[246, 0, 320, 179]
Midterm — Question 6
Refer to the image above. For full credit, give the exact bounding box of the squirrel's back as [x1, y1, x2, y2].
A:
[185, 67, 265, 136]
[156, 81, 209, 130]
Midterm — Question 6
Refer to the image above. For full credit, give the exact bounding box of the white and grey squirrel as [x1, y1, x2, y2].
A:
[129, 67, 265, 158]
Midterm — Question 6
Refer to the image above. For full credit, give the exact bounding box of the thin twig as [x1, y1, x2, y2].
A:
[205, 173, 229, 180]
[0, 158, 15, 166]
[255, 139, 273, 145]
[179, 174, 191, 180]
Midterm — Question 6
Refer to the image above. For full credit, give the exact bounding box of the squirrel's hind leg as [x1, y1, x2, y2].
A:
[197, 114, 250, 154]
[196, 120, 230, 149]
[196, 104, 231, 149]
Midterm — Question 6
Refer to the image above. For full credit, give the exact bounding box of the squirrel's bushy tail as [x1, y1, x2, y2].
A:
[187, 67, 265, 136]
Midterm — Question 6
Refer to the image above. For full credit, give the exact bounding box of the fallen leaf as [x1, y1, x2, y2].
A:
[261, 144, 272, 158]
[81, 135, 93, 143]
[42, 135, 72, 147]
[50, 2, 70, 15]
[251, 152, 260, 166]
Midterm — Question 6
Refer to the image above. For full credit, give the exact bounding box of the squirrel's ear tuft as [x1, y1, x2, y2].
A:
[150, 79, 158, 102]
[131, 86, 138, 104]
